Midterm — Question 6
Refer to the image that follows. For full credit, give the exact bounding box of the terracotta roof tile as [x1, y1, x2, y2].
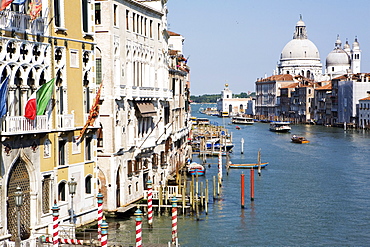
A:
[167, 30, 181, 36]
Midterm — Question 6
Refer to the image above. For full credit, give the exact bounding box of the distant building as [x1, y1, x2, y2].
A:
[255, 74, 295, 119]
[216, 84, 253, 116]
[358, 94, 370, 129]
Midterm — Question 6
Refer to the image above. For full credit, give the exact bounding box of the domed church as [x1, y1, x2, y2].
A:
[275, 16, 361, 81]
[325, 36, 361, 78]
[277, 15, 323, 81]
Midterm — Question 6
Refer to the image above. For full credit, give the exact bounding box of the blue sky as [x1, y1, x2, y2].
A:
[167, 0, 370, 96]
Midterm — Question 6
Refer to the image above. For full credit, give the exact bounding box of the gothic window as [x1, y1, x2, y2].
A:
[7, 158, 31, 241]
[150, 20, 153, 38]
[85, 175, 92, 194]
[58, 181, 66, 201]
[56, 69, 64, 115]
[55, 48, 63, 65]
[126, 10, 129, 30]
[44, 139, 51, 158]
[95, 48, 102, 85]
[42, 175, 52, 214]
[58, 139, 66, 166]
[83, 72, 90, 113]
[85, 136, 92, 161]
[95, 3, 101, 25]
[114, 4, 117, 27]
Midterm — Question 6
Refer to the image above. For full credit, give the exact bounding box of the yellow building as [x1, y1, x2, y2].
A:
[0, 0, 98, 245]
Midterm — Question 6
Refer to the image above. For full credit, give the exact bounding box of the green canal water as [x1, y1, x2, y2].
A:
[107, 103, 370, 246]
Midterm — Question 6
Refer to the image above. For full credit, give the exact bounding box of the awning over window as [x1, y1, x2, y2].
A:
[136, 102, 156, 117]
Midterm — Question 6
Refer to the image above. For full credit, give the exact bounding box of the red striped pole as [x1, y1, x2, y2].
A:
[250, 168, 255, 201]
[96, 191, 104, 241]
[241, 173, 245, 208]
[51, 200, 60, 247]
[146, 180, 153, 227]
[43, 237, 85, 245]
[171, 196, 178, 244]
[100, 217, 108, 247]
[135, 209, 143, 247]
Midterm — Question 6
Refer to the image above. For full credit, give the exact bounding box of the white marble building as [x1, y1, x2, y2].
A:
[94, 0, 191, 211]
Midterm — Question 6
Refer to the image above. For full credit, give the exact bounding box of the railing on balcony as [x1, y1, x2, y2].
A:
[0, 10, 44, 35]
[126, 86, 173, 100]
[1, 115, 49, 134]
[57, 114, 74, 129]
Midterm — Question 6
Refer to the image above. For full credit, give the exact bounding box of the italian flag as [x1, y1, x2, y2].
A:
[24, 78, 55, 120]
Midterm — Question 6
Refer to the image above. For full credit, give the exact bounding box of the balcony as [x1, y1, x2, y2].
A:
[1, 115, 49, 135]
[126, 86, 173, 100]
[0, 10, 44, 35]
[57, 114, 74, 130]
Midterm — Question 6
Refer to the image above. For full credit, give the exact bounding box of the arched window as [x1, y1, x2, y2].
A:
[58, 181, 66, 201]
[85, 175, 92, 194]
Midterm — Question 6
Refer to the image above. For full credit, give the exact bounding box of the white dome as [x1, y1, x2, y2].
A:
[281, 39, 320, 60]
[326, 49, 350, 66]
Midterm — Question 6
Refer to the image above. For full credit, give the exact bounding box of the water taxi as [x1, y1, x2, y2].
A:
[291, 135, 310, 144]
[231, 117, 254, 125]
[269, 121, 291, 132]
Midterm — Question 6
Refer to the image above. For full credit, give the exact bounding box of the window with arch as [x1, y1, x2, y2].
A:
[135, 182, 139, 192]
[128, 185, 132, 195]
[58, 181, 66, 201]
[85, 175, 92, 194]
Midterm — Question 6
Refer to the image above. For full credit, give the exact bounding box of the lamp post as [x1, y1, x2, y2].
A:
[14, 186, 23, 247]
[68, 177, 77, 224]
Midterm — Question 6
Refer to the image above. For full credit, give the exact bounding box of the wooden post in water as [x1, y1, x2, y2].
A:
[257, 148, 262, 176]
[182, 179, 186, 215]
[213, 176, 216, 199]
[205, 180, 209, 214]
[159, 184, 163, 214]
[250, 168, 255, 201]
[241, 173, 245, 208]
[241, 138, 244, 154]
[191, 175, 195, 211]
[200, 181, 204, 208]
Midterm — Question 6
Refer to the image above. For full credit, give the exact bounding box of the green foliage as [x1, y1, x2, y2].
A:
[190, 92, 255, 103]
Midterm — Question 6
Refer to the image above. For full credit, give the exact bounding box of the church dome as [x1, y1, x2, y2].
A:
[326, 49, 350, 66]
[281, 39, 320, 60]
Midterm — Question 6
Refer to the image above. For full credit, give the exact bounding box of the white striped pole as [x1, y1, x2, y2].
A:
[51, 200, 60, 247]
[171, 196, 178, 244]
[218, 151, 222, 186]
[146, 180, 153, 227]
[96, 191, 104, 241]
[100, 217, 108, 247]
[135, 209, 143, 247]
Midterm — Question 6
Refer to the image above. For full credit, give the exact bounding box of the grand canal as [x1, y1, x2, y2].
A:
[107, 103, 370, 246]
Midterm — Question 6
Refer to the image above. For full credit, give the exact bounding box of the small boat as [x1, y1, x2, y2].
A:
[231, 117, 254, 125]
[291, 135, 310, 144]
[227, 162, 269, 169]
[269, 121, 291, 132]
[187, 162, 205, 176]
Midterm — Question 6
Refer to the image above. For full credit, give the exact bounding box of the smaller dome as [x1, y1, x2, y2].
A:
[326, 49, 350, 66]
[352, 37, 360, 51]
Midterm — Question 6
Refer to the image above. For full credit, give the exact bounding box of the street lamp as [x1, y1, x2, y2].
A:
[68, 177, 77, 224]
[14, 187, 23, 247]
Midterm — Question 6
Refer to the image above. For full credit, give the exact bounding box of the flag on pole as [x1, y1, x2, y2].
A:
[0, 76, 10, 118]
[25, 78, 55, 120]
[29, 0, 41, 20]
[77, 83, 103, 140]
[0, 0, 14, 10]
